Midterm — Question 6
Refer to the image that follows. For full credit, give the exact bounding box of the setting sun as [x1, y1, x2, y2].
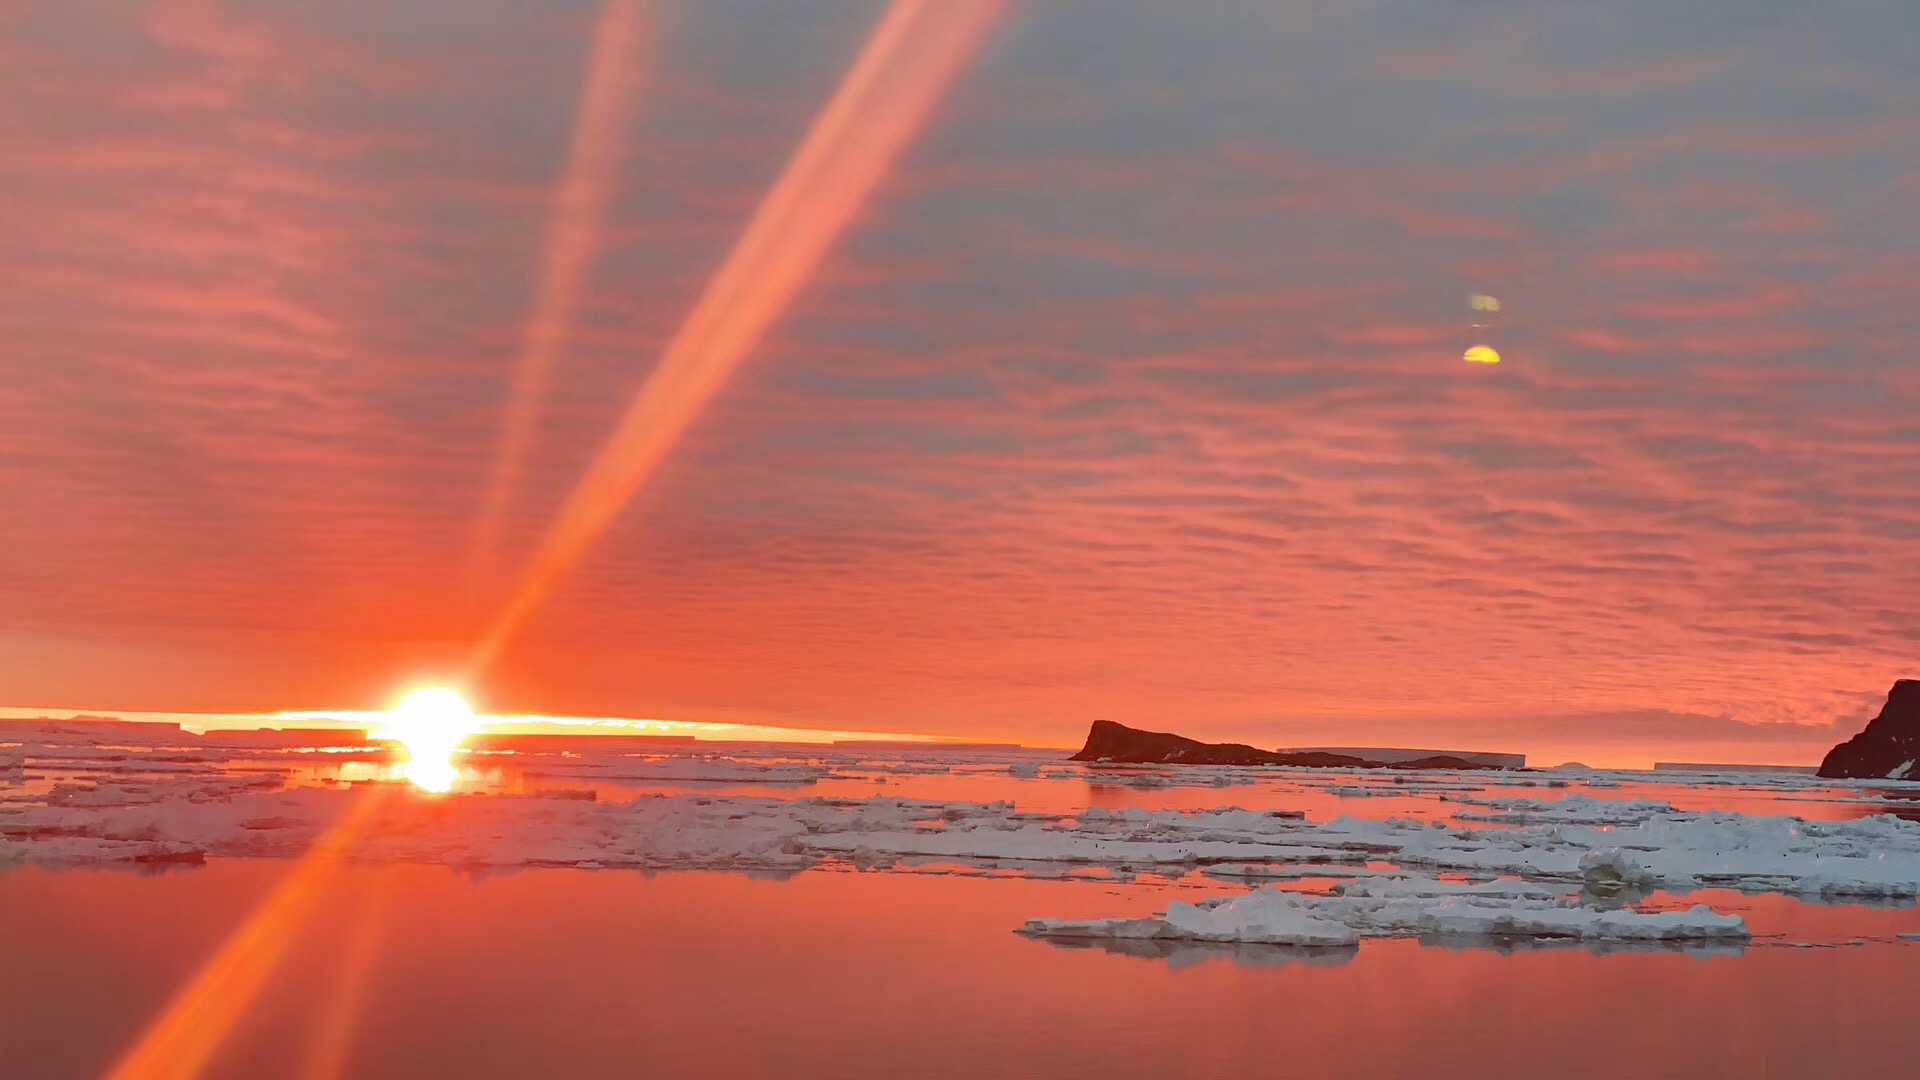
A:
[380, 688, 478, 793]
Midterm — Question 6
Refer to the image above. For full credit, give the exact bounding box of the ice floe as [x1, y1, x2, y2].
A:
[1578, 847, 1657, 889]
[1200, 862, 1397, 882]
[6, 774, 1920, 910]
[1448, 793, 1675, 825]
[7, 736, 1920, 925]
[525, 756, 831, 785]
[1019, 874, 1749, 947]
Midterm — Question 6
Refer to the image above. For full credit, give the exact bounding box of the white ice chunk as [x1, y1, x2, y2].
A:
[1021, 877, 1747, 947]
[528, 757, 830, 785]
[1023, 889, 1359, 947]
[1579, 847, 1657, 890]
[1202, 863, 1396, 882]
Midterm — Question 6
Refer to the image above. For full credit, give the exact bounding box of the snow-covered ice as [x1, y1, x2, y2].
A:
[8, 737, 1920, 941]
[525, 756, 831, 785]
[9, 771, 1920, 908]
[1019, 874, 1750, 947]
[1201, 863, 1397, 882]
[1579, 847, 1656, 890]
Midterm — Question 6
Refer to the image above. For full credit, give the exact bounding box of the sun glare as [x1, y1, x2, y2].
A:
[381, 688, 478, 793]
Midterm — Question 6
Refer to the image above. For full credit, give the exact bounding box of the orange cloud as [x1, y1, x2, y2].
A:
[473, 0, 654, 587]
[470, 0, 1007, 673]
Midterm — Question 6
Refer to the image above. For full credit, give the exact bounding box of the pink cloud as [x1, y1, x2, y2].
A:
[0, 1, 1914, 771]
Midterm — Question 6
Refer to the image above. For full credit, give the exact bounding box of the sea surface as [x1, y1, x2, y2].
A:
[6, 749, 1920, 1078]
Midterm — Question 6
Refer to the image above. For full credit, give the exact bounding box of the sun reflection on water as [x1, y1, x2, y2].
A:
[375, 688, 478, 793]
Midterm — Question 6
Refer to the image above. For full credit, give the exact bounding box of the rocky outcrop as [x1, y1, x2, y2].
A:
[1069, 721, 1500, 770]
[1818, 680, 1920, 780]
[1389, 755, 1494, 771]
[1070, 720, 1300, 766]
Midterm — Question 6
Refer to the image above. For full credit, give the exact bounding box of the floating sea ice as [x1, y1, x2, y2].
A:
[1414, 901, 1748, 942]
[1330, 875, 1565, 900]
[0, 834, 204, 866]
[1022, 889, 1360, 947]
[1451, 793, 1674, 825]
[1201, 863, 1396, 882]
[1579, 847, 1656, 890]
[11, 754, 1920, 908]
[855, 761, 953, 776]
[1020, 875, 1749, 948]
[526, 757, 831, 785]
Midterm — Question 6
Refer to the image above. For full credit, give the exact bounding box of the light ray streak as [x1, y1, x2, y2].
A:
[471, 0, 653, 587]
[104, 788, 393, 1080]
[298, 867, 392, 1080]
[102, 8, 1002, 1073]
[469, 0, 1005, 673]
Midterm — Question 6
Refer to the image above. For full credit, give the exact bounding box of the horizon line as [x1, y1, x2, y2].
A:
[0, 705, 1068, 749]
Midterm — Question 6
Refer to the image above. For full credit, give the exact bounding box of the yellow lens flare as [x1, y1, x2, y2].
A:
[1463, 345, 1502, 365]
[377, 688, 479, 793]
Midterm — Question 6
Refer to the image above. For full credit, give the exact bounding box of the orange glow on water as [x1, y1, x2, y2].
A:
[375, 688, 478, 793]
[468, 0, 1006, 675]
[295, 870, 390, 1080]
[103, 788, 394, 1080]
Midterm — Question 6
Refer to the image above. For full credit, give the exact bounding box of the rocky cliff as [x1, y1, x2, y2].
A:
[1069, 720, 1500, 770]
[1818, 680, 1920, 780]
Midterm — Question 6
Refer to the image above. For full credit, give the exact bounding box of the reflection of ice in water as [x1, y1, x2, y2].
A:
[1039, 934, 1361, 969]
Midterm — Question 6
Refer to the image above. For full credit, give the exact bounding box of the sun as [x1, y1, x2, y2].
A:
[1463, 345, 1502, 365]
[380, 688, 479, 793]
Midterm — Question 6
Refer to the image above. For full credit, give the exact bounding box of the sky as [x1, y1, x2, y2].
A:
[2, 0, 1917, 766]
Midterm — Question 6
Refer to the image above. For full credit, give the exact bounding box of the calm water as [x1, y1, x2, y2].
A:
[5, 859, 1920, 1079]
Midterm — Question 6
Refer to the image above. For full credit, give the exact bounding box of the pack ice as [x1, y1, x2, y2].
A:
[1019, 875, 1751, 947]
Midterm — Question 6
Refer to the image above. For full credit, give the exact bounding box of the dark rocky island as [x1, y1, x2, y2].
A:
[1069, 720, 1504, 770]
[1818, 680, 1920, 780]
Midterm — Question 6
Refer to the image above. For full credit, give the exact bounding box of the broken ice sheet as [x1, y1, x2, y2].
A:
[1018, 875, 1750, 954]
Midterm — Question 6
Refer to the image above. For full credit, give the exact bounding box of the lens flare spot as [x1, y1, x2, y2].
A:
[378, 688, 477, 793]
[1463, 345, 1502, 365]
